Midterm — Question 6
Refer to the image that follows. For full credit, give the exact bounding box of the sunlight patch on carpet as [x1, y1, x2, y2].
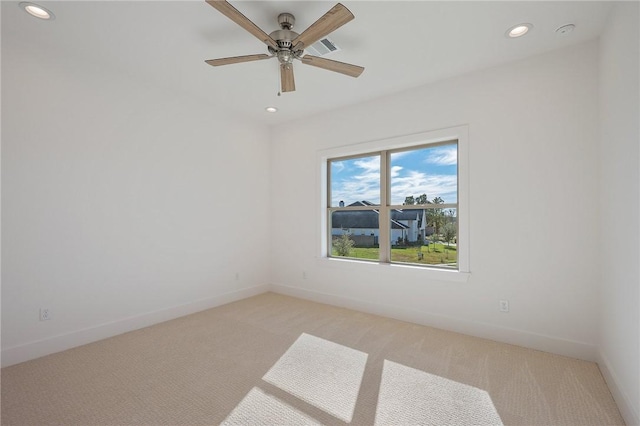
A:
[375, 360, 503, 425]
[221, 387, 322, 426]
[262, 333, 368, 423]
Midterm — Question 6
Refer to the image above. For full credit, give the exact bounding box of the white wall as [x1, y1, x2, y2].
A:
[270, 41, 600, 361]
[1, 7, 636, 421]
[598, 2, 640, 424]
[1, 38, 271, 366]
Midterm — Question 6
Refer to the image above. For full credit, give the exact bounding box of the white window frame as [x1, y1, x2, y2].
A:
[317, 126, 470, 281]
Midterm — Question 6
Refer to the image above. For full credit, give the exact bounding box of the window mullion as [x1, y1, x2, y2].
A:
[379, 151, 390, 263]
[326, 161, 332, 256]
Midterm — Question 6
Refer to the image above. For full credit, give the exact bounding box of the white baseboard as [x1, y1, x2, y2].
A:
[1, 284, 270, 367]
[597, 350, 640, 426]
[270, 283, 597, 362]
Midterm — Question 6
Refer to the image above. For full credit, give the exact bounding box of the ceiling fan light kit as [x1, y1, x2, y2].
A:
[204, 0, 364, 93]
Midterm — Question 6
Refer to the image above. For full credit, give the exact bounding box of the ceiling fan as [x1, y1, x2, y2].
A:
[204, 0, 364, 93]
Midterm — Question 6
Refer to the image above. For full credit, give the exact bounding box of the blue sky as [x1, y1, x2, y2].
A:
[331, 143, 457, 206]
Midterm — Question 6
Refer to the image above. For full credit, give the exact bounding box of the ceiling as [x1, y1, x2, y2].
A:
[3, 1, 612, 125]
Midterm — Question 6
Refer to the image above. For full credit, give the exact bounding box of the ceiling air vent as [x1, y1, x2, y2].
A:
[305, 37, 341, 57]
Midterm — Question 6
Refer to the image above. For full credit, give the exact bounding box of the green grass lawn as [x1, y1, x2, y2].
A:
[331, 243, 457, 266]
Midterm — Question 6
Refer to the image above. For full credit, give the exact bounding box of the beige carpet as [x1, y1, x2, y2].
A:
[1, 292, 624, 425]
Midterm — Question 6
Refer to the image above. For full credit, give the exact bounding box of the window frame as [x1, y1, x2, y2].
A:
[318, 126, 470, 279]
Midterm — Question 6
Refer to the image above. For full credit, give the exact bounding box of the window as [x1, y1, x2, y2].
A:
[321, 127, 468, 273]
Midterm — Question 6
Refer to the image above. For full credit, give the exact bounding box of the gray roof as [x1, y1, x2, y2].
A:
[332, 201, 412, 230]
[392, 209, 424, 221]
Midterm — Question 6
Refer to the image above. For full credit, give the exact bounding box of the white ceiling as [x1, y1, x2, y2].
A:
[3, 1, 612, 125]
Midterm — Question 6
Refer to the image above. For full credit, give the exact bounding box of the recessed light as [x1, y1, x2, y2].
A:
[506, 23, 532, 38]
[265, 106, 278, 113]
[20, 2, 54, 20]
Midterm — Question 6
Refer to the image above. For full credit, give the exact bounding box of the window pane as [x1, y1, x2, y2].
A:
[389, 143, 457, 206]
[330, 210, 379, 261]
[389, 207, 457, 268]
[330, 155, 380, 207]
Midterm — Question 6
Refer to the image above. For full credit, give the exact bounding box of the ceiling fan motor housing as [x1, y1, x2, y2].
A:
[269, 29, 298, 48]
[269, 13, 303, 64]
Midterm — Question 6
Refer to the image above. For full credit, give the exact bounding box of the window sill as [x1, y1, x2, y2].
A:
[316, 257, 471, 283]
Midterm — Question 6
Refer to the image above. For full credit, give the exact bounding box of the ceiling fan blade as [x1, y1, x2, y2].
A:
[205, 0, 278, 50]
[301, 55, 364, 78]
[205, 54, 272, 67]
[280, 63, 296, 92]
[292, 3, 354, 51]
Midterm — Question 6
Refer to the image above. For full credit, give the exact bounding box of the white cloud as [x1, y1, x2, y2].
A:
[425, 147, 457, 166]
[331, 157, 380, 205]
[332, 162, 345, 173]
[353, 157, 380, 173]
[390, 151, 410, 161]
[331, 154, 457, 206]
[390, 171, 457, 205]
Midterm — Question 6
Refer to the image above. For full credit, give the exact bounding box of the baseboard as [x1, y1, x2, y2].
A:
[1, 284, 270, 367]
[597, 350, 640, 426]
[270, 283, 597, 362]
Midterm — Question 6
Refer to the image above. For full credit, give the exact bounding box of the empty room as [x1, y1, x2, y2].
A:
[1, 1, 638, 425]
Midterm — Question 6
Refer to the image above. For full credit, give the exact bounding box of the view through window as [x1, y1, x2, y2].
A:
[328, 141, 458, 269]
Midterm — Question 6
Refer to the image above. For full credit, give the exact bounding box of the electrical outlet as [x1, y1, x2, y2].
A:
[235, 272, 239, 281]
[302, 271, 307, 279]
[40, 308, 51, 321]
[499, 300, 509, 313]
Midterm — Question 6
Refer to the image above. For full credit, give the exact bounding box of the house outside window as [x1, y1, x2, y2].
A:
[320, 127, 469, 274]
